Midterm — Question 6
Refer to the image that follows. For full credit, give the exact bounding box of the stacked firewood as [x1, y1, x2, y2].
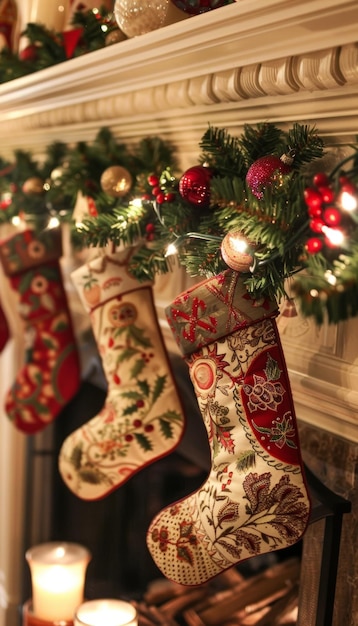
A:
[133, 557, 300, 626]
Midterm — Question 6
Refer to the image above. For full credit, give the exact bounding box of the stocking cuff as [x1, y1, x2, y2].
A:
[71, 248, 152, 313]
[0, 229, 62, 276]
[166, 269, 278, 355]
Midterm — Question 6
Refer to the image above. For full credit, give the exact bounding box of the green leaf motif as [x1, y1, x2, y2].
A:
[137, 378, 150, 397]
[129, 324, 153, 348]
[78, 468, 104, 484]
[121, 389, 142, 400]
[237, 450, 256, 472]
[265, 353, 282, 382]
[117, 347, 137, 363]
[70, 445, 83, 469]
[152, 374, 166, 402]
[122, 403, 139, 416]
[177, 545, 193, 565]
[159, 417, 174, 439]
[135, 432, 153, 451]
[131, 358, 145, 378]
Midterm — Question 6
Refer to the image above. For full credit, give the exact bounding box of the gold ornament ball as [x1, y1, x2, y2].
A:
[22, 177, 45, 194]
[100, 166, 133, 197]
[221, 231, 254, 273]
[105, 28, 127, 46]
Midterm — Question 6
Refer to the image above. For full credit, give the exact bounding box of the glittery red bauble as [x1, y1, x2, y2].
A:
[246, 155, 292, 199]
[171, 0, 230, 15]
[179, 166, 212, 207]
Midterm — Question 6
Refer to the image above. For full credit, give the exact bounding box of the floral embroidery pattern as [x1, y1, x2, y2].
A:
[149, 471, 309, 568]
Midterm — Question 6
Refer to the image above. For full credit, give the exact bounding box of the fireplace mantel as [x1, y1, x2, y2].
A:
[0, 0, 357, 164]
[0, 2, 358, 624]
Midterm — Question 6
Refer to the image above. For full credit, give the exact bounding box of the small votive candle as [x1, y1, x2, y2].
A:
[26, 542, 91, 622]
[74, 599, 138, 626]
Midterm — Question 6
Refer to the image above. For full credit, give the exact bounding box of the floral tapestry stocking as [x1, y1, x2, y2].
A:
[58, 250, 186, 500]
[147, 270, 311, 586]
[0, 229, 81, 434]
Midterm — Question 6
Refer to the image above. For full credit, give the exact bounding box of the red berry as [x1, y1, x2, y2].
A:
[305, 237, 323, 254]
[133, 418, 142, 427]
[341, 181, 356, 196]
[145, 223, 155, 233]
[318, 185, 335, 204]
[136, 400, 144, 408]
[304, 187, 323, 209]
[125, 434, 134, 442]
[113, 373, 120, 385]
[19, 44, 38, 62]
[147, 174, 159, 187]
[323, 207, 341, 226]
[308, 205, 323, 218]
[156, 193, 165, 204]
[108, 337, 114, 348]
[310, 218, 325, 233]
[141, 193, 151, 201]
[144, 424, 154, 433]
[152, 186, 161, 196]
[313, 172, 329, 187]
[164, 192, 176, 202]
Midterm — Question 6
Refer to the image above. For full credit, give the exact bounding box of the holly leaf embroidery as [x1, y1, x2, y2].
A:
[135, 432, 153, 451]
[152, 374, 166, 402]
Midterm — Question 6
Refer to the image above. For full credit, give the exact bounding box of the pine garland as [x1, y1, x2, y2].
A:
[2, 122, 358, 325]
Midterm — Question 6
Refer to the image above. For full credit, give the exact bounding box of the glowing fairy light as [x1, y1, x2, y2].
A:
[11, 216, 21, 226]
[165, 243, 178, 257]
[324, 270, 337, 286]
[340, 190, 357, 212]
[48, 216, 60, 229]
[322, 225, 345, 246]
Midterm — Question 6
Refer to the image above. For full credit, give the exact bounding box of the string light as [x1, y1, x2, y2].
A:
[48, 216, 60, 229]
[165, 243, 178, 257]
[340, 190, 357, 212]
[321, 225, 345, 247]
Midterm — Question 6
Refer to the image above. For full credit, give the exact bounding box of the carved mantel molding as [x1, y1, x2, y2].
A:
[0, 0, 357, 164]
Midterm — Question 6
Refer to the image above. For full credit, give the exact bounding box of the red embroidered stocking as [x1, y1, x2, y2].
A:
[147, 270, 311, 586]
[0, 229, 81, 434]
[58, 250, 186, 500]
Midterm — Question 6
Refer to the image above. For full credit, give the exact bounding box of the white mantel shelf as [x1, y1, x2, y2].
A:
[0, 0, 357, 164]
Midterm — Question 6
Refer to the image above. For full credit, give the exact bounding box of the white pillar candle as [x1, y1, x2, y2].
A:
[26, 542, 91, 622]
[74, 599, 138, 626]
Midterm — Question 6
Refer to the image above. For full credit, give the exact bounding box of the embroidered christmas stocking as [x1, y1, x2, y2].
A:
[147, 270, 311, 586]
[0, 228, 81, 434]
[58, 250, 186, 500]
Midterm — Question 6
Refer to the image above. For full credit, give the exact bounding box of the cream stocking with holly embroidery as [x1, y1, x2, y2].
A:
[58, 249, 185, 500]
[147, 270, 311, 586]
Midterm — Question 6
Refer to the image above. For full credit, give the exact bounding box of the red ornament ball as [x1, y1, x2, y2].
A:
[179, 165, 212, 207]
[171, 0, 230, 15]
[246, 155, 292, 199]
[19, 44, 38, 62]
[221, 231, 254, 273]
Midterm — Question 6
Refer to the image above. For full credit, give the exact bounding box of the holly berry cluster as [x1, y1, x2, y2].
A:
[304, 172, 358, 255]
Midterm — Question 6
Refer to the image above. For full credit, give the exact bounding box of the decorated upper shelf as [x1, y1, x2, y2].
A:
[0, 0, 357, 161]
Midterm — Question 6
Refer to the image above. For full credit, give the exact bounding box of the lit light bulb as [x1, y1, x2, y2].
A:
[324, 270, 337, 286]
[165, 243, 178, 257]
[11, 216, 21, 226]
[322, 225, 345, 246]
[48, 216, 60, 229]
[340, 190, 357, 212]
